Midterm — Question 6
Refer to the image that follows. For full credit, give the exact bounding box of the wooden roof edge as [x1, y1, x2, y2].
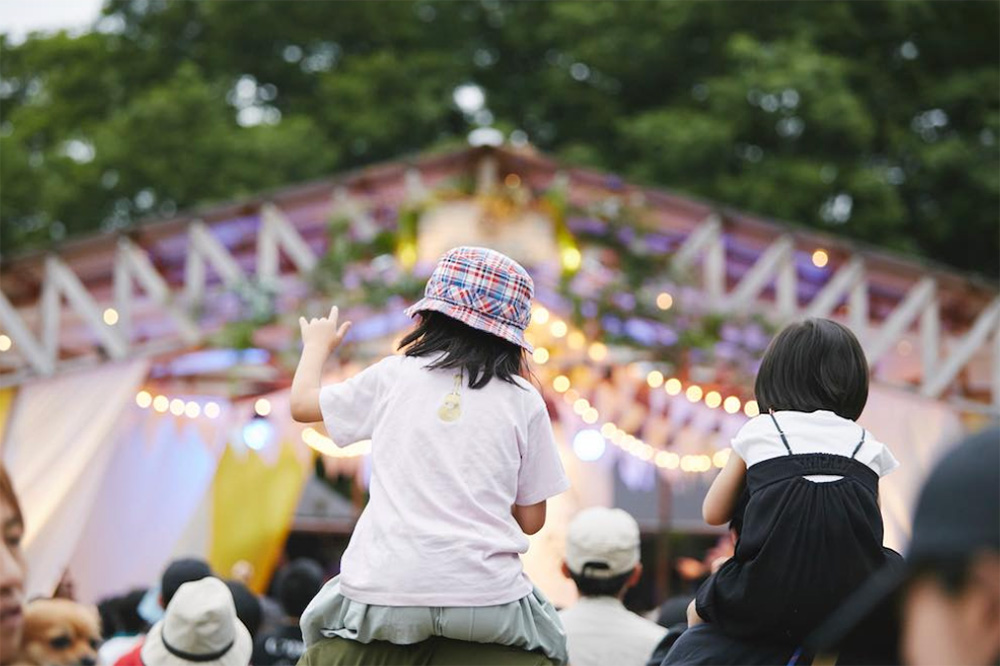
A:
[2, 144, 996, 297]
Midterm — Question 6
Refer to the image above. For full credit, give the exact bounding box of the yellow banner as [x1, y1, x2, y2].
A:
[0, 388, 15, 453]
[209, 442, 310, 594]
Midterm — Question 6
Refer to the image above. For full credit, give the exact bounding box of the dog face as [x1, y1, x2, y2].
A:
[18, 598, 101, 666]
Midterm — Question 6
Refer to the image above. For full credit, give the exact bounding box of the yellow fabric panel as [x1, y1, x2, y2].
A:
[210, 442, 309, 594]
[0, 388, 15, 451]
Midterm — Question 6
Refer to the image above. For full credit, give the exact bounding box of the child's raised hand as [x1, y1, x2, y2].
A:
[299, 305, 352, 353]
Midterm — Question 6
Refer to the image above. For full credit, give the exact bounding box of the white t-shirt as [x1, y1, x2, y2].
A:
[732, 410, 899, 482]
[559, 596, 668, 666]
[319, 354, 570, 607]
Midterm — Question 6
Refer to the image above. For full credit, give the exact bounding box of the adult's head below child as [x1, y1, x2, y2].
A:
[562, 507, 644, 599]
[559, 507, 668, 666]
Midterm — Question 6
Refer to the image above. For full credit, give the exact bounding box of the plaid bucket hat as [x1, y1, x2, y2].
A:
[405, 246, 535, 351]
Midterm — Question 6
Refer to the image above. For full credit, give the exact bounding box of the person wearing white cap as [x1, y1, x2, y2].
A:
[141, 577, 252, 666]
[559, 507, 667, 666]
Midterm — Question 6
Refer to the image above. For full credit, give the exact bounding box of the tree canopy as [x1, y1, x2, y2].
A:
[1, 1, 997, 276]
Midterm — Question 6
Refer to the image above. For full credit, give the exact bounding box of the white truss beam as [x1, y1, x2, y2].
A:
[673, 215, 724, 307]
[804, 257, 865, 320]
[185, 221, 246, 303]
[45, 256, 128, 360]
[331, 187, 378, 240]
[721, 236, 794, 315]
[117, 238, 200, 344]
[865, 278, 936, 366]
[0, 291, 53, 375]
[257, 203, 318, 282]
[921, 297, 1000, 398]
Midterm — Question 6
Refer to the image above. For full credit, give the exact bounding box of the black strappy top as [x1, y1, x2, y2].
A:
[695, 413, 903, 644]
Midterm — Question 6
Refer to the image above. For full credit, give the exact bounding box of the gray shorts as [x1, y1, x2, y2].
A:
[300, 576, 568, 665]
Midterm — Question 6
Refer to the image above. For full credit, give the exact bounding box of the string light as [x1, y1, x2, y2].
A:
[103, 308, 119, 325]
[588, 342, 608, 362]
[136, 391, 153, 408]
[0, 335, 11, 352]
[705, 391, 722, 409]
[560, 247, 582, 271]
[567, 330, 585, 350]
[532, 307, 550, 325]
[139, 391, 224, 420]
[504, 173, 521, 188]
[713, 448, 732, 468]
[254, 398, 272, 417]
[812, 249, 829, 268]
[302, 427, 371, 458]
[646, 370, 664, 388]
[550, 320, 568, 338]
[552, 355, 754, 475]
[656, 292, 674, 310]
[532, 347, 550, 364]
[744, 400, 760, 417]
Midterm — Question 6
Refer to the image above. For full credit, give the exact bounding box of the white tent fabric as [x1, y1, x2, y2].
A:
[859, 385, 965, 552]
[1, 359, 149, 597]
[68, 409, 225, 603]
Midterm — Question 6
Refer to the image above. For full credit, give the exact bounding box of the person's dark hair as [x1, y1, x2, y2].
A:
[97, 596, 122, 640]
[569, 569, 634, 598]
[161, 558, 212, 608]
[119, 588, 149, 634]
[911, 557, 979, 597]
[754, 318, 869, 420]
[275, 558, 325, 618]
[226, 580, 262, 638]
[398, 311, 528, 389]
[98, 588, 149, 639]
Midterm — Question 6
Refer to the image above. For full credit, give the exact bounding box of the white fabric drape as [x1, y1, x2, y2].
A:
[69, 409, 224, 603]
[1, 360, 150, 597]
[858, 385, 964, 553]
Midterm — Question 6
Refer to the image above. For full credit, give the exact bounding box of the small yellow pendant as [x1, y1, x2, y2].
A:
[438, 373, 463, 422]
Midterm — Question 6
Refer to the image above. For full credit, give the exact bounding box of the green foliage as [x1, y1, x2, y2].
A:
[1, 1, 996, 276]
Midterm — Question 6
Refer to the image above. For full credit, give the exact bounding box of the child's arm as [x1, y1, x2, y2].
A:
[512, 500, 546, 535]
[290, 306, 352, 423]
[702, 452, 747, 526]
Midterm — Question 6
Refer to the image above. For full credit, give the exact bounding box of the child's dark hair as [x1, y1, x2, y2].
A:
[398, 311, 528, 389]
[754, 318, 869, 420]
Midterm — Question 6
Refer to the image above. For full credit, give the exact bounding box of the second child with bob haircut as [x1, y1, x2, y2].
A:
[690, 318, 903, 645]
[290, 247, 569, 664]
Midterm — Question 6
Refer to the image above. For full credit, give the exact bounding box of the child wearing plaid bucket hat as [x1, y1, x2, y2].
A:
[290, 247, 570, 664]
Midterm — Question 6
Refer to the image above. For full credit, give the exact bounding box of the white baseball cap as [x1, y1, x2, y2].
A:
[141, 577, 252, 666]
[565, 507, 641, 579]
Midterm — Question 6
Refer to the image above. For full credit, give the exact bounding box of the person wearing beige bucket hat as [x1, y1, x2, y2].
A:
[290, 246, 569, 665]
[141, 578, 252, 666]
[559, 508, 667, 666]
